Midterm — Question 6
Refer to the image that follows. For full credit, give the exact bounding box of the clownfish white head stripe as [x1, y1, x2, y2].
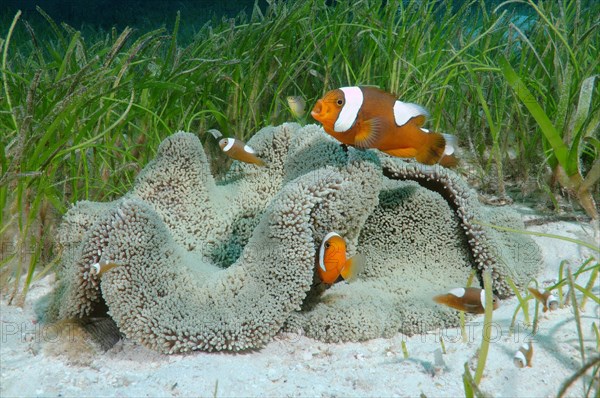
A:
[546, 294, 558, 311]
[334, 87, 363, 133]
[513, 342, 533, 368]
[319, 231, 341, 271]
[393, 101, 429, 127]
[222, 138, 236, 152]
[480, 289, 487, 309]
[514, 350, 527, 367]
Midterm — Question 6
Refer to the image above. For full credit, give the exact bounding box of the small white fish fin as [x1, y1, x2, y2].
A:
[354, 118, 382, 148]
[448, 287, 466, 298]
[513, 350, 527, 368]
[340, 253, 366, 282]
[393, 101, 429, 127]
[442, 133, 457, 156]
[207, 129, 223, 139]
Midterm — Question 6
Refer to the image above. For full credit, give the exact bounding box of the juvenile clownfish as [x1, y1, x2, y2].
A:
[527, 287, 559, 312]
[91, 260, 120, 277]
[311, 86, 457, 166]
[317, 232, 365, 284]
[287, 95, 306, 118]
[433, 287, 499, 314]
[513, 342, 534, 368]
[219, 138, 266, 166]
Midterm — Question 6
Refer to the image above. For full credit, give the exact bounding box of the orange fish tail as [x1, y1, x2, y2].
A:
[439, 153, 459, 168]
[415, 132, 446, 165]
[340, 253, 366, 282]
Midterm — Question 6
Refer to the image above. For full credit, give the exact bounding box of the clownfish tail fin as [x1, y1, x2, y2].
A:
[439, 134, 459, 167]
[439, 154, 459, 168]
[432, 294, 447, 305]
[416, 132, 446, 165]
[340, 253, 366, 282]
[442, 134, 457, 156]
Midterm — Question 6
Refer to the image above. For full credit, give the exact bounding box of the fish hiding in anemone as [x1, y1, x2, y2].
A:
[527, 287, 559, 312]
[317, 232, 365, 284]
[311, 86, 457, 166]
[91, 260, 120, 277]
[219, 138, 266, 166]
[433, 287, 499, 314]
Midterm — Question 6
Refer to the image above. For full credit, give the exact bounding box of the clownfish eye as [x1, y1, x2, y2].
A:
[325, 242, 331, 248]
[336, 99, 344, 106]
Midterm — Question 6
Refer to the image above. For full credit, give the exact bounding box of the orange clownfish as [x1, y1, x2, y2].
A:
[317, 232, 365, 284]
[513, 342, 534, 368]
[527, 287, 559, 312]
[219, 138, 266, 166]
[433, 287, 499, 314]
[311, 86, 457, 166]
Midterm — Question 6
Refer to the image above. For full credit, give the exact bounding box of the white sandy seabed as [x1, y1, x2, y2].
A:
[1, 211, 599, 398]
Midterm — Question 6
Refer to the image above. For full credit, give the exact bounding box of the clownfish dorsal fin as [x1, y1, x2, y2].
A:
[340, 253, 366, 282]
[409, 114, 427, 128]
[354, 118, 382, 149]
[393, 101, 429, 127]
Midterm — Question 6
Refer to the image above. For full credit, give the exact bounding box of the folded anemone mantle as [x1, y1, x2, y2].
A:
[48, 123, 542, 353]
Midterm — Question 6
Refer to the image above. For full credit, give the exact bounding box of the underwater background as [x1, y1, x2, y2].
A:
[2, 0, 262, 35]
[1, 1, 598, 396]
[1, 0, 598, 302]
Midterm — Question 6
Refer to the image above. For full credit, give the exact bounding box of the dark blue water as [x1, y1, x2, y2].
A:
[2, 0, 265, 38]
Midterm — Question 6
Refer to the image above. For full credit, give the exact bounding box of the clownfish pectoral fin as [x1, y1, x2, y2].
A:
[354, 118, 382, 149]
[439, 154, 459, 168]
[462, 302, 485, 313]
[415, 132, 446, 165]
[253, 157, 267, 167]
[340, 253, 366, 282]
